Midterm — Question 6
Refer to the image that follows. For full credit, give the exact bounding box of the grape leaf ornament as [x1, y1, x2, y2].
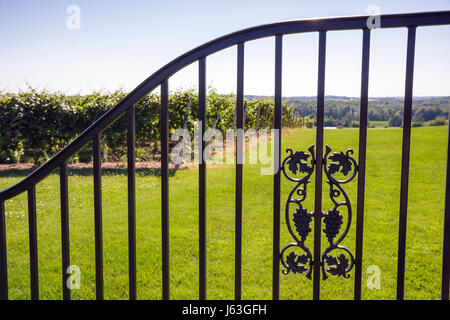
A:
[286, 151, 312, 175]
[325, 253, 350, 277]
[328, 152, 353, 176]
[286, 251, 309, 274]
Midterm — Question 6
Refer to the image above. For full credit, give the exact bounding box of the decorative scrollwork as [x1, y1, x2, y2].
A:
[321, 145, 358, 280]
[281, 145, 315, 184]
[280, 144, 358, 282]
[280, 244, 312, 277]
[279, 145, 315, 278]
[324, 145, 358, 184]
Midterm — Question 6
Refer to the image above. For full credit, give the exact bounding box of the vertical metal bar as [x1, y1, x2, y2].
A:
[198, 57, 207, 300]
[354, 28, 371, 300]
[60, 162, 70, 300]
[272, 35, 282, 300]
[396, 26, 416, 300]
[93, 134, 104, 300]
[28, 185, 39, 300]
[313, 30, 327, 301]
[442, 108, 450, 300]
[161, 79, 170, 300]
[235, 43, 244, 300]
[127, 107, 137, 300]
[0, 201, 6, 300]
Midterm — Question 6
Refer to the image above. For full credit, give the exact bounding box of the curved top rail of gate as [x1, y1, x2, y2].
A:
[0, 10, 449, 201]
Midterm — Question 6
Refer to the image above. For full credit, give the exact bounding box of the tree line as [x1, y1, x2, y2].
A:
[0, 88, 448, 164]
[285, 96, 449, 128]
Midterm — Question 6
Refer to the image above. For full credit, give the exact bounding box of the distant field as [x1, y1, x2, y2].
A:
[0, 126, 448, 300]
[369, 120, 448, 128]
[369, 121, 389, 128]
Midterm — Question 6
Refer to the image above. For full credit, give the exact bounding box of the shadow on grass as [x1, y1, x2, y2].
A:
[0, 167, 184, 178]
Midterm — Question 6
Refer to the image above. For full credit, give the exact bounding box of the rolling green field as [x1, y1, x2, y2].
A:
[0, 126, 448, 300]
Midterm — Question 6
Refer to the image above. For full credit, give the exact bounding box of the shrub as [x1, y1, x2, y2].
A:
[429, 116, 447, 126]
[0, 88, 304, 164]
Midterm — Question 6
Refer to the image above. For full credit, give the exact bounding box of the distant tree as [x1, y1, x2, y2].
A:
[413, 106, 444, 122]
[389, 112, 403, 127]
[304, 117, 314, 128]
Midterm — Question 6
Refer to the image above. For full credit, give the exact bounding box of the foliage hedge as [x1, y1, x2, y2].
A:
[0, 88, 301, 164]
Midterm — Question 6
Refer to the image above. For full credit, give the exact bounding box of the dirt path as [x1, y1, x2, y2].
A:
[0, 161, 197, 172]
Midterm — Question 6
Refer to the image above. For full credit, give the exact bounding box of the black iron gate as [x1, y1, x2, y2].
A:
[0, 11, 450, 300]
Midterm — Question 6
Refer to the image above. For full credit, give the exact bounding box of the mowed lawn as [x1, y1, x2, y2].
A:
[0, 126, 448, 300]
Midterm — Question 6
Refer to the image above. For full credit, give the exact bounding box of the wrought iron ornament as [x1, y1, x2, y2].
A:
[280, 144, 358, 280]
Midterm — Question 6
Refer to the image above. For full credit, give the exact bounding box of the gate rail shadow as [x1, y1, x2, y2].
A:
[0, 11, 449, 300]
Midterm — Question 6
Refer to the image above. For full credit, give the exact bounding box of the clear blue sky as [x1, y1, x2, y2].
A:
[0, 0, 449, 97]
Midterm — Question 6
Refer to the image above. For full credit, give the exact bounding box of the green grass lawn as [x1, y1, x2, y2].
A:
[0, 126, 448, 300]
